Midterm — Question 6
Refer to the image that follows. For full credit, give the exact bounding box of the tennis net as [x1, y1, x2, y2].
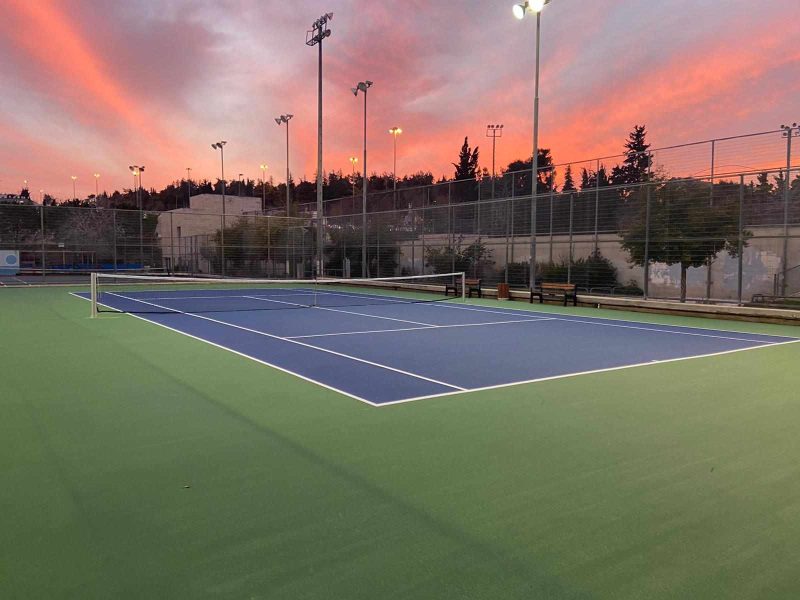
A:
[89, 272, 466, 316]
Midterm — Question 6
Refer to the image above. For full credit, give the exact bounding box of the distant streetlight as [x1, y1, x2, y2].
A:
[93, 173, 100, 200]
[352, 80, 373, 277]
[349, 156, 358, 198]
[486, 124, 504, 199]
[238, 173, 244, 197]
[513, 0, 551, 290]
[275, 114, 294, 217]
[260, 164, 269, 213]
[211, 141, 227, 275]
[70, 175, 77, 201]
[389, 127, 402, 194]
[186, 167, 192, 208]
[39, 189, 44, 204]
[307, 12, 333, 277]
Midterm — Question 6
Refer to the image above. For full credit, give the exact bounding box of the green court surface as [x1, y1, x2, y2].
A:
[2, 286, 800, 599]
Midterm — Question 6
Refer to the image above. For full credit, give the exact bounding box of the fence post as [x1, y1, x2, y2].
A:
[112, 209, 117, 273]
[169, 212, 174, 275]
[549, 186, 554, 263]
[220, 213, 226, 276]
[643, 184, 651, 299]
[737, 175, 745, 306]
[594, 158, 600, 251]
[504, 183, 510, 284]
[510, 173, 516, 267]
[781, 131, 793, 295]
[449, 183, 455, 275]
[40, 204, 46, 281]
[567, 192, 574, 284]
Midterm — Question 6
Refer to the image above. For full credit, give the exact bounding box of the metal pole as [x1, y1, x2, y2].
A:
[737, 175, 744, 305]
[112, 209, 117, 273]
[316, 38, 324, 278]
[528, 11, 542, 292]
[643, 184, 651, 299]
[186, 167, 191, 208]
[548, 186, 554, 263]
[138, 173, 143, 268]
[361, 89, 368, 277]
[567, 192, 574, 283]
[706, 140, 716, 302]
[285, 119, 291, 217]
[220, 146, 226, 276]
[169, 212, 174, 274]
[492, 134, 497, 200]
[504, 181, 510, 284]
[510, 173, 516, 266]
[393, 133, 398, 195]
[40, 204, 45, 280]
[593, 158, 600, 251]
[782, 131, 792, 296]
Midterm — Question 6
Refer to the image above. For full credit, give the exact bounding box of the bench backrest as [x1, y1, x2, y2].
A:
[541, 282, 576, 292]
[465, 278, 481, 286]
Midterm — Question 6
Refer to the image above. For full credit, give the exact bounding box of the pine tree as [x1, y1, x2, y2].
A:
[562, 164, 576, 192]
[452, 137, 479, 181]
[611, 124, 652, 185]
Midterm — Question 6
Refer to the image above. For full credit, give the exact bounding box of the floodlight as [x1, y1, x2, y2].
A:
[513, 3, 526, 19]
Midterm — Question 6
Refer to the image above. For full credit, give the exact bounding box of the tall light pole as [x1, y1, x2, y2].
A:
[514, 0, 550, 291]
[307, 13, 333, 278]
[70, 175, 77, 201]
[93, 173, 100, 201]
[260, 164, 268, 213]
[238, 173, 244, 197]
[780, 122, 799, 295]
[486, 124, 504, 199]
[129, 165, 145, 266]
[186, 167, 192, 208]
[275, 114, 294, 217]
[349, 156, 358, 199]
[352, 80, 373, 277]
[211, 142, 227, 275]
[389, 126, 402, 196]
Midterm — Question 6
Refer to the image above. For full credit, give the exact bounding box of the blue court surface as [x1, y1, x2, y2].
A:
[74, 287, 798, 406]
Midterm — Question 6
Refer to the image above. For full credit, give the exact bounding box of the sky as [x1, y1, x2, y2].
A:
[1, 0, 799, 200]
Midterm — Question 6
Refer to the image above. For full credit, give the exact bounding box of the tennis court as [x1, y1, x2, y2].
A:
[4, 282, 800, 599]
[74, 277, 797, 406]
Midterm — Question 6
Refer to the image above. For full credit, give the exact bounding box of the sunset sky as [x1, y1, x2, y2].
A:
[1, 0, 799, 200]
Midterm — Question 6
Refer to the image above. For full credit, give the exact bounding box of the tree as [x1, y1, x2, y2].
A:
[562, 164, 576, 192]
[610, 124, 652, 186]
[620, 178, 749, 302]
[424, 235, 494, 278]
[507, 148, 555, 195]
[452, 137, 479, 181]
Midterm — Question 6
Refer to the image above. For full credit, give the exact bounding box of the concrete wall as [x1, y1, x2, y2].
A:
[395, 224, 800, 301]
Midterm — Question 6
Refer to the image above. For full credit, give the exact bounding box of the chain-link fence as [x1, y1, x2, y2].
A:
[2, 128, 799, 305]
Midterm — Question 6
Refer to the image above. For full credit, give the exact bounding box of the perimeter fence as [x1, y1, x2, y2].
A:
[1, 128, 799, 304]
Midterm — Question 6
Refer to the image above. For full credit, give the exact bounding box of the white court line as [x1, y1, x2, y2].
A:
[69, 293, 379, 407]
[128, 291, 316, 301]
[242, 295, 436, 327]
[302, 287, 800, 342]
[286, 317, 556, 339]
[71, 291, 800, 408]
[375, 339, 800, 407]
[106, 292, 466, 392]
[428, 302, 795, 344]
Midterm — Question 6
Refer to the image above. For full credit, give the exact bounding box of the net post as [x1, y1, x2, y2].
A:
[461, 272, 466, 302]
[90, 272, 98, 318]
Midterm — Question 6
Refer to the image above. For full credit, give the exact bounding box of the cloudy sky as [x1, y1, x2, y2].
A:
[1, 0, 798, 199]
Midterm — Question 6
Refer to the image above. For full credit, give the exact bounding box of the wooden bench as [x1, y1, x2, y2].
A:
[444, 278, 482, 299]
[531, 282, 577, 306]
